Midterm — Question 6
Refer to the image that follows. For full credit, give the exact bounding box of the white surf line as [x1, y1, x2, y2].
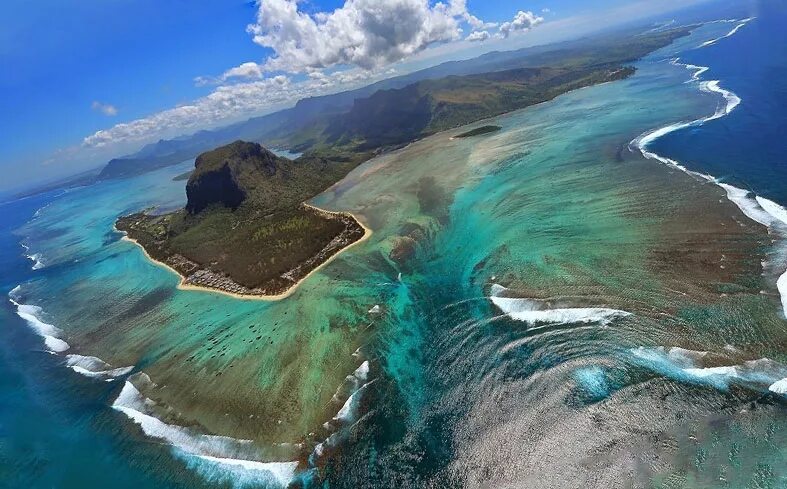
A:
[311, 360, 373, 465]
[10, 281, 298, 485]
[697, 17, 754, 48]
[770, 377, 787, 395]
[630, 346, 787, 394]
[631, 22, 787, 318]
[8, 286, 69, 353]
[8, 285, 132, 379]
[113, 374, 299, 487]
[19, 242, 45, 270]
[488, 284, 631, 326]
[64, 354, 133, 381]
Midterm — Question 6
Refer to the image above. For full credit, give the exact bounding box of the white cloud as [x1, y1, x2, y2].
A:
[82, 1, 547, 150]
[246, 0, 481, 73]
[499, 10, 544, 38]
[84, 76, 292, 147]
[195, 61, 266, 86]
[447, 0, 497, 30]
[466, 30, 490, 42]
[221, 61, 264, 81]
[91, 101, 118, 116]
[82, 68, 392, 148]
[467, 10, 543, 44]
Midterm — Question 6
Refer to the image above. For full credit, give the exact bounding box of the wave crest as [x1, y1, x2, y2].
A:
[489, 284, 631, 326]
[112, 374, 298, 488]
[632, 32, 787, 318]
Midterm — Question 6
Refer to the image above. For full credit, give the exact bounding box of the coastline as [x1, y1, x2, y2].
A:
[631, 16, 787, 317]
[120, 204, 372, 302]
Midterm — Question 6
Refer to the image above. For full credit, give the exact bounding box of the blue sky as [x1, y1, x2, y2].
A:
[1, 0, 712, 194]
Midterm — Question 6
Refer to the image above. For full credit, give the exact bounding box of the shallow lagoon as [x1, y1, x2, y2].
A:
[3, 18, 785, 489]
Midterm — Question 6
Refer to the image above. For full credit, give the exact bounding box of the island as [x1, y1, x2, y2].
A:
[117, 141, 370, 298]
[454, 125, 502, 138]
[114, 28, 692, 300]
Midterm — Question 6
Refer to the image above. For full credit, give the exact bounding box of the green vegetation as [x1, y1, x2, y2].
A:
[172, 170, 193, 181]
[271, 28, 687, 153]
[116, 27, 692, 295]
[117, 142, 366, 295]
[98, 27, 691, 180]
[455, 125, 502, 138]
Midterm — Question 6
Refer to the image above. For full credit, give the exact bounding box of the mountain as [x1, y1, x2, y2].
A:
[98, 26, 688, 180]
[113, 23, 696, 300]
[314, 65, 632, 151]
[282, 27, 689, 152]
[116, 142, 367, 295]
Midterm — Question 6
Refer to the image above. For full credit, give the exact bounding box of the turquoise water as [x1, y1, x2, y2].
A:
[2, 17, 785, 489]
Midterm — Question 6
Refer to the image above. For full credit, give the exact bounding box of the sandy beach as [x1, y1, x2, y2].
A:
[120, 205, 373, 301]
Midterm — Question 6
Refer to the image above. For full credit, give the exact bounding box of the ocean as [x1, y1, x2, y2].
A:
[650, 0, 787, 204]
[1, 4, 785, 488]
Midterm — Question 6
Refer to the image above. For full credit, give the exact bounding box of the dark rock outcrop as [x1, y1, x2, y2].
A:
[185, 141, 281, 214]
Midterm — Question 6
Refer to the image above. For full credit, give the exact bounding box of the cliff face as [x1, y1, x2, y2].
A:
[185, 162, 246, 214]
[185, 141, 281, 214]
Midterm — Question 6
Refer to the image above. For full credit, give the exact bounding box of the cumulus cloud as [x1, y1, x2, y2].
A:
[195, 61, 266, 86]
[84, 76, 294, 147]
[82, 68, 391, 148]
[499, 10, 544, 38]
[466, 30, 490, 42]
[82, 1, 545, 149]
[221, 61, 264, 81]
[447, 0, 497, 30]
[91, 101, 118, 116]
[467, 9, 543, 43]
[246, 0, 480, 73]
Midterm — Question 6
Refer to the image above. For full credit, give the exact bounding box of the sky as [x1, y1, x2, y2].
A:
[0, 0, 714, 194]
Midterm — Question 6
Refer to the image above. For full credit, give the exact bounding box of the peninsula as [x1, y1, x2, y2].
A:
[117, 141, 369, 298]
[114, 27, 692, 299]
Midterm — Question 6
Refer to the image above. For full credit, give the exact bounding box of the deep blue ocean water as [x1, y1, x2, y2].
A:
[651, 0, 787, 204]
[0, 3, 785, 488]
[0, 188, 211, 488]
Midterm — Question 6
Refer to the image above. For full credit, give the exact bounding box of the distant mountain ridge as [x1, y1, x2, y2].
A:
[98, 25, 689, 180]
[97, 28, 651, 180]
[113, 23, 697, 299]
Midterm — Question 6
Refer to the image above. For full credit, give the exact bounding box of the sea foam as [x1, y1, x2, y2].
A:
[632, 23, 787, 318]
[65, 354, 133, 380]
[631, 347, 787, 392]
[183, 454, 298, 488]
[489, 284, 631, 326]
[112, 375, 297, 487]
[698, 18, 753, 48]
[20, 243, 45, 270]
[769, 378, 787, 395]
[8, 288, 70, 353]
[311, 360, 373, 465]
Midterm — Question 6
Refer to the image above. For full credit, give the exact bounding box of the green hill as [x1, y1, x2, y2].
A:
[117, 142, 367, 296]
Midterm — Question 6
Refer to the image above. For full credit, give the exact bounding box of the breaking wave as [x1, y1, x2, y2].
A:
[112, 373, 299, 488]
[9, 286, 69, 353]
[769, 378, 787, 395]
[631, 19, 787, 318]
[9, 285, 134, 382]
[311, 360, 373, 465]
[698, 17, 754, 48]
[20, 243, 45, 270]
[65, 354, 133, 381]
[630, 346, 787, 394]
[489, 284, 631, 326]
